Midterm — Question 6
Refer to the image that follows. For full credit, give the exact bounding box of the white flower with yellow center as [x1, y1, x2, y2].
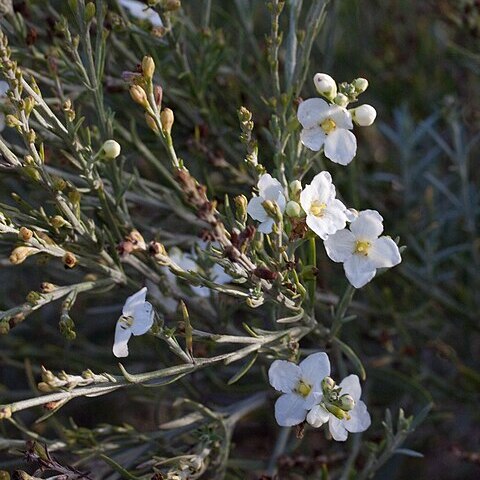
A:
[298, 98, 357, 165]
[268, 352, 330, 427]
[247, 173, 286, 234]
[306, 374, 371, 441]
[324, 210, 402, 288]
[300, 171, 348, 239]
[113, 287, 154, 358]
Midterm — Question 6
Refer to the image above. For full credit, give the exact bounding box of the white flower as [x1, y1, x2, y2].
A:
[119, 0, 163, 27]
[269, 352, 330, 427]
[300, 171, 348, 239]
[306, 374, 371, 441]
[313, 73, 337, 100]
[247, 173, 286, 234]
[0, 80, 9, 131]
[350, 104, 377, 127]
[113, 287, 154, 358]
[298, 98, 357, 165]
[324, 210, 402, 288]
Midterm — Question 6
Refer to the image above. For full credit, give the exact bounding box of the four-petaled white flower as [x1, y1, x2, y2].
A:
[298, 98, 357, 165]
[113, 287, 154, 358]
[300, 171, 349, 239]
[324, 209, 402, 288]
[268, 352, 330, 427]
[306, 375, 371, 441]
[247, 173, 286, 234]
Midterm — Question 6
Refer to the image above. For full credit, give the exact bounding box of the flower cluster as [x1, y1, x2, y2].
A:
[246, 73, 401, 289]
[269, 352, 371, 441]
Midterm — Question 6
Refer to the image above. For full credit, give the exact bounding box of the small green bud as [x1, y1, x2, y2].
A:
[289, 180, 302, 201]
[285, 200, 301, 218]
[321, 376, 336, 392]
[325, 403, 348, 420]
[234, 194, 248, 224]
[339, 394, 355, 411]
[142, 56, 155, 81]
[85, 2, 96, 22]
[333, 93, 349, 107]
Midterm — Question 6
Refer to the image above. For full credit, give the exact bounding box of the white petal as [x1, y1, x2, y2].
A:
[113, 321, 132, 358]
[329, 417, 349, 441]
[131, 301, 154, 335]
[328, 105, 353, 130]
[305, 215, 331, 240]
[274, 192, 287, 213]
[300, 126, 326, 151]
[299, 352, 331, 390]
[310, 171, 335, 203]
[122, 287, 148, 316]
[257, 218, 275, 234]
[247, 196, 269, 222]
[351, 104, 376, 127]
[324, 129, 357, 165]
[339, 374, 362, 402]
[345, 400, 371, 433]
[344, 255, 376, 289]
[274, 393, 308, 427]
[350, 210, 383, 240]
[269, 360, 302, 393]
[0, 81, 9, 96]
[299, 183, 315, 211]
[297, 98, 330, 128]
[119, 0, 163, 27]
[324, 229, 356, 262]
[258, 173, 283, 200]
[306, 404, 331, 428]
[369, 236, 401, 269]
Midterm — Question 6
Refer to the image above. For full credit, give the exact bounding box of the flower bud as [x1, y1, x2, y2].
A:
[262, 200, 282, 222]
[326, 403, 348, 420]
[285, 200, 301, 218]
[289, 179, 302, 201]
[6, 114, 21, 128]
[351, 104, 377, 126]
[63, 251, 77, 269]
[9, 246, 38, 265]
[234, 194, 248, 224]
[160, 108, 174, 134]
[142, 56, 155, 81]
[18, 226, 33, 242]
[50, 215, 69, 229]
[162, 0, 181, 11]
[339, 394, 355, 411]
[145, 112, 159, 133]
[321, 376, 336, 392]
[313, 73, 337, 100]
[102, 139, 121, 159]
[130, 84, 149, 108]
[85, 2, 96, 22]
[333, 93, 349, 107]
[353, 77, 369, 93]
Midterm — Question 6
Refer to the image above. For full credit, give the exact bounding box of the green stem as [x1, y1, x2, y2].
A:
[308, 236, 317, 313]
[330, 284, 355, 339]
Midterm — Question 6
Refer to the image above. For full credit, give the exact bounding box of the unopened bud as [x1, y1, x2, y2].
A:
[234, 195, 248, 223]
[326, 403, 348, 420]
[145, 112, 159, 133]
[339, 394, 355, 411]
[50, 215, 69, 228]
[126, 229, 146, 251]
[333, 93, 349, 107]
[262, 199, 282, 222]
[142, 56, 155, 81]
[9, 246, 38, 264]
[85, 2, 96, 22]
[160, 108, 174, 134]
[63, 252, 77, 269]
[162, 0, 181, 11]
[313, 73, 337, 100]
[321, 376, 336, 392]
[289, 180, 302, 200]
[353, 77, 369, 93]
[6, 114, 21, 128]
[285, 200, 301, 218]
[102, 139, 121, 159]
[130, 84, 149, 108]
[18, 227, 33, 241]
[351, 104, 377, 127]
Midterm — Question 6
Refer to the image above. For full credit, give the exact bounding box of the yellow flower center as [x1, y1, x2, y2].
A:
[296, 379, 312, 398]
[354, 240, 371, 256]
[310, 200, 327, 217]
[119, 315, 134, 328]
[320, 118, 336, 134]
